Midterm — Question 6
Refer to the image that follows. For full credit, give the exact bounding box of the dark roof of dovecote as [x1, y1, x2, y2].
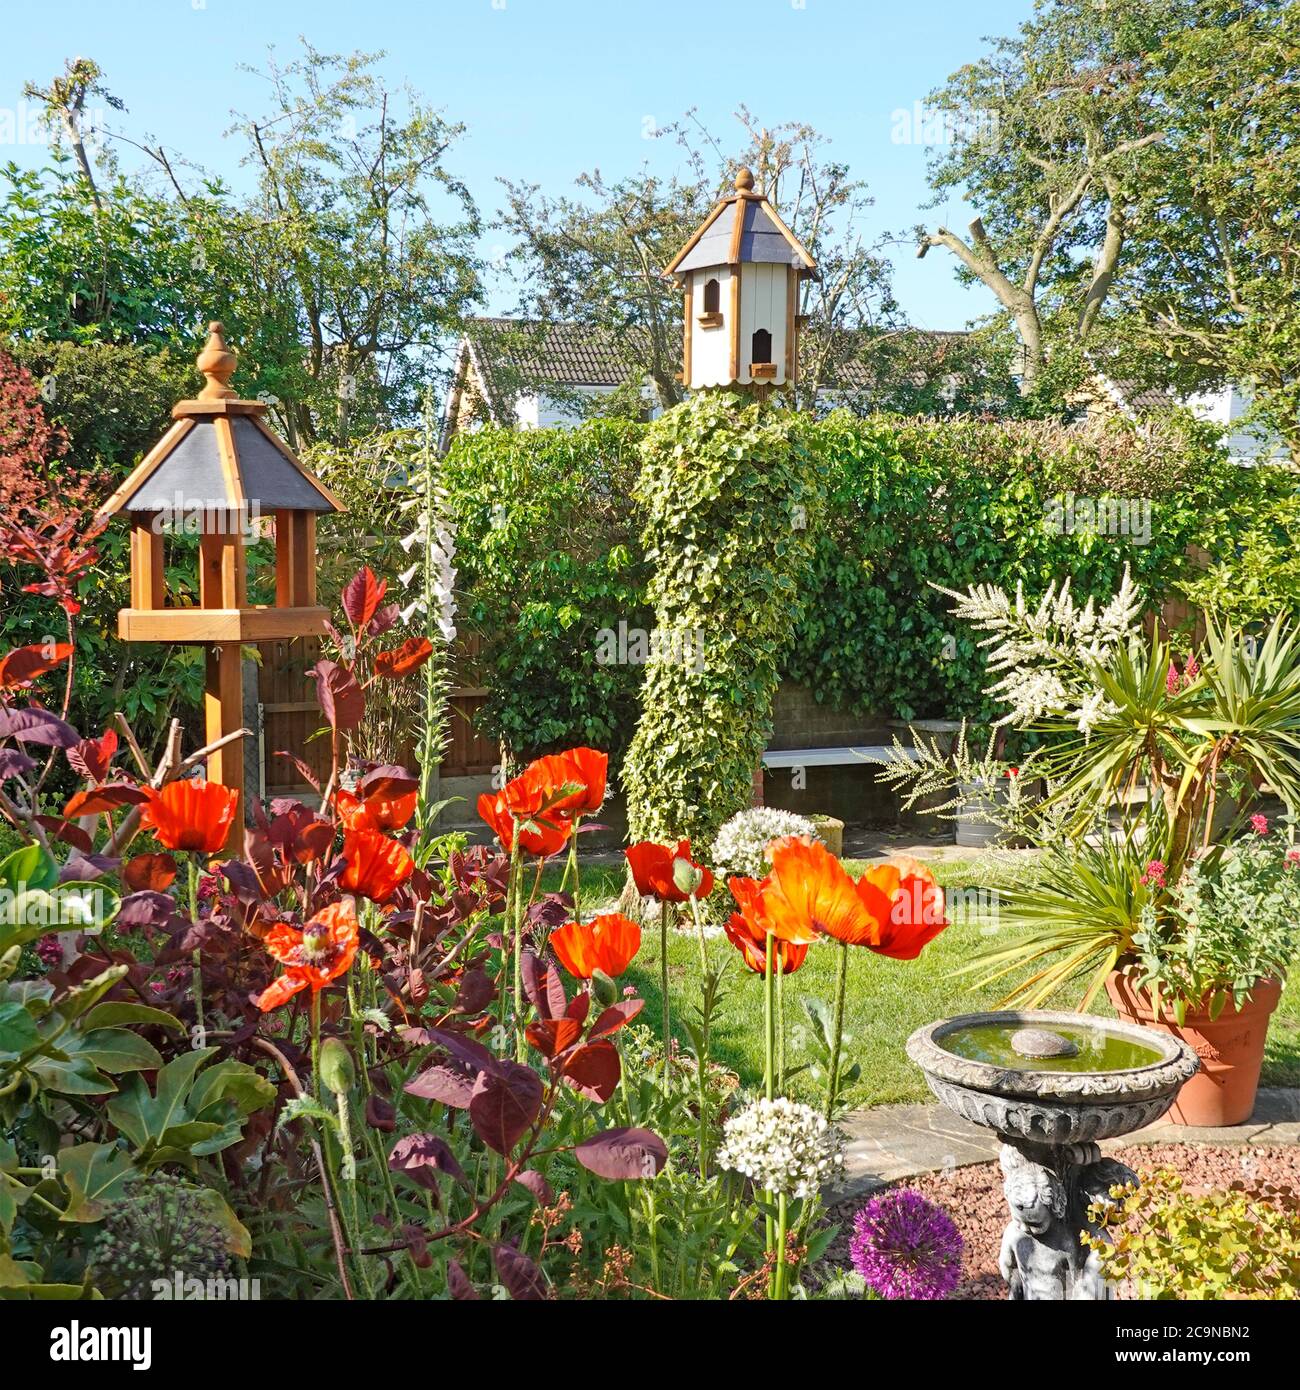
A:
[664, 168, 817, 280]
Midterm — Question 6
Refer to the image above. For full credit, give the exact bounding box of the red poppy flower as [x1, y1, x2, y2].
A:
[855, 856, 949, 960]
[335, 786, 418, 833]
[141, 779, 239, 854]
[477, 791, 571, 857]
[256, 901, 360, 1010]
[550, 912, 642, 979]
[762, 837, 877, 946]
[724, 875, 807, 975]
[339, 829, 413, 904]
[625, 839, 714, 902]
[526, 747, 609, 817]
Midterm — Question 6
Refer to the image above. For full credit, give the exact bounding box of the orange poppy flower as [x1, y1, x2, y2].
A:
[625, 839, 714, 902]
[256, 900, 360, 1010]
[763, 837, 879, 947]
[550, 912, 641, 979]
[857, 855, 949, 960]
[335, 786, 418, 833]
[339, 829, 413, 904]
[724, 875, 807, 975]
[141, 779, 239, 854]
[477, 791, 571, 857]
[526, 747, 609, 817]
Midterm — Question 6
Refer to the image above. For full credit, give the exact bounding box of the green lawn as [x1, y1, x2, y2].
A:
[548, 855, 1300, 1109]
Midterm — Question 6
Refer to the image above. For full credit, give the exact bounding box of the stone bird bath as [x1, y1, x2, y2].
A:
[906, 1010, 1199, 1300]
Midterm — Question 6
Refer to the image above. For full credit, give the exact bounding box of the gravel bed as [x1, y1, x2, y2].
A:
[822, 1143, 1300, 1301]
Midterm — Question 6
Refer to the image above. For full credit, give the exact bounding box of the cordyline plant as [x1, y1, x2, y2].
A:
[934, 570, 1300, 1010]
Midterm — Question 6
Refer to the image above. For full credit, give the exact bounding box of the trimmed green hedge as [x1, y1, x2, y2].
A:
[443, 421, 652, 761]
[788, 411, 1245, 722]
[444, 408, 1275, 762]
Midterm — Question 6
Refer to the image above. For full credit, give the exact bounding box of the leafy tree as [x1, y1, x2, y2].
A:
[8, 45, 483, 448]
[215, 42, 483, 445]
[916, 0, 1178, 399]
[1115, 0, 1300, 460]
[499, 109, 906, 412]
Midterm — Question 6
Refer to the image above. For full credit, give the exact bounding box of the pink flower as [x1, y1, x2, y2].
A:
[1252, 814, 1269, 836]
[1141, 859, 1167, 888]
[1285, 850, 1300, 871]
[1183, 653, 1200, 684]
[1166, 662, 1180, 696]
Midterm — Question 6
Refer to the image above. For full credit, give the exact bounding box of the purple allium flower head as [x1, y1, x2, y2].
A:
[849, 1188, 962, 1300]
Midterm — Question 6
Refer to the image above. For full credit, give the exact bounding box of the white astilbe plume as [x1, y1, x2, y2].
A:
[716, 1098, 844, 1199]
[934, 567, 1143, 732]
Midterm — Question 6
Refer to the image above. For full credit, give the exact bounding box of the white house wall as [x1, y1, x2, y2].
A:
[688, 267, 734, 389]
[512, 385, 660, 430]
[1187, 385, 1289, 464]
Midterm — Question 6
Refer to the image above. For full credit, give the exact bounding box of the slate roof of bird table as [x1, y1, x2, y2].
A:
[110, 415, 338, 513]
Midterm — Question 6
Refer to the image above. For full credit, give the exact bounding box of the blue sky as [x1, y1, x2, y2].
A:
[1, 0, 1034, 329]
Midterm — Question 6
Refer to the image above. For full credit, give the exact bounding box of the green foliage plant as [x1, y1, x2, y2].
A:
[622, 391, 823, 846]
[1084, 1166, 1300, 1300]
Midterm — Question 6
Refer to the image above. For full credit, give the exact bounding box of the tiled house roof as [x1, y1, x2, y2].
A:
[466, 318, 639, 404]
[439, 316, 973, 449]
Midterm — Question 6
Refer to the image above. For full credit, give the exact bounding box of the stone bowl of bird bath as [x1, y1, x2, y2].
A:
[905, 1010, 1199, 1300]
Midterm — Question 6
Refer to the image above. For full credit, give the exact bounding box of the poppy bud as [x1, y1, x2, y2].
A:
[672, 857, 703, 897]
[591, 967, 619, 1008]
[318, 1037, 356, 1096]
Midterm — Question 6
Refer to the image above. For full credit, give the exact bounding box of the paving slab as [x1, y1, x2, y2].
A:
[834, 1087, 1300, 1199]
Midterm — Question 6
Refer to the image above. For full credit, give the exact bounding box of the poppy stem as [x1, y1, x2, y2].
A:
[188, 857, 205, 1043]
[659, 901, 671, 1097]
[505, 827, 524, 1054]
[825, 939, 849, 1122]
[776, 955, 785, 1091]
[764, 931, 775, 1261]
[311, 987, 323, 1101]
[764, 933, 775, 1102]
[688, 893, 711, 1177]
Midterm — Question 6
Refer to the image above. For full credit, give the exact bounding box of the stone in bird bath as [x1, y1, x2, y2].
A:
[1010, 1027, 1078, 1060]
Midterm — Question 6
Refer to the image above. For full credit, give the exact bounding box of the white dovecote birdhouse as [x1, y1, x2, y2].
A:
[665, 167, 817, 391]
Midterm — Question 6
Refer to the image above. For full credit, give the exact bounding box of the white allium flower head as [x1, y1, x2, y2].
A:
[716, 1097, 844, 1199]
[712, 808, 818, 880]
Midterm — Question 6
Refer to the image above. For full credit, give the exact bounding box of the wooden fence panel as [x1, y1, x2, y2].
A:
[255, 634, 496, 791]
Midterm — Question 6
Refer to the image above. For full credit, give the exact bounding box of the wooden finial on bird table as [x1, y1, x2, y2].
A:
[196, 322, 238, 401]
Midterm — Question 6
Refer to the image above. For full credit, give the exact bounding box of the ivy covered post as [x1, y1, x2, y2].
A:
[622, 390, 823, 848]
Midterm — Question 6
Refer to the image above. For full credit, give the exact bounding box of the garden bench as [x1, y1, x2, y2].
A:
[760, 744, 918, 770]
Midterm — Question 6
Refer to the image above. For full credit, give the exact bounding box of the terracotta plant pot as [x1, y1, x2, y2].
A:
[1105, 973, 1282, 1126]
